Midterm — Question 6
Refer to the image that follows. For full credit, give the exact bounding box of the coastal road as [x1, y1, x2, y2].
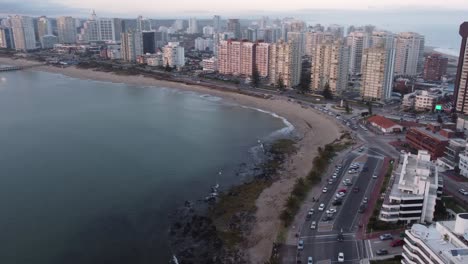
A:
[296, 147, 385, 263]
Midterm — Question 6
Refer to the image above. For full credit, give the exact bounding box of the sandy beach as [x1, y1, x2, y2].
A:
[0, 57, 342, 263]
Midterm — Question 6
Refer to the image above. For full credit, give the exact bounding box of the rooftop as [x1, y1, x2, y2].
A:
[368, 115, 401, 129]
[410, 126, 450, 142]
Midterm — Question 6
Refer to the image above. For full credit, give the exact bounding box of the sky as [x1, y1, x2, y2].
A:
[1, 0, 468, 17]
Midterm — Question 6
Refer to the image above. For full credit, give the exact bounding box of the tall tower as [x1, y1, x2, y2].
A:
[57, 16, 76, 44]
[227, 19, 241, 39]
[269, 40, 301, 88]
[188, 18, 198, 34]
[360, 45, 395, 102]
[121, 30, 143, 62]
[454, 22, 468, 114]
[11, 15, 36, 50]
[346, 31, 369, 75]
[394, 32, 425, 76]
[213, 15, 221, 33]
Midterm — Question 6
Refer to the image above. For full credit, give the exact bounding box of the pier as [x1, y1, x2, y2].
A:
[0, 64, 42, 72]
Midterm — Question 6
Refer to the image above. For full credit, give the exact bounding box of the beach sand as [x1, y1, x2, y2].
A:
[0, 57, 343, 263]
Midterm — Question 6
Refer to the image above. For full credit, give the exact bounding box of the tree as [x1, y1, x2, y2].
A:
[298, 72, 311, 94]
[276, 76, 285, 91]
[368, 102, 373, 115]
[322, 83, 333, 99]
[345, 101, 351, 114]
[451, 113, 458, 123]
[437, 114, 443, 124]
[164, 62, 172, 72]
[251, 65, 260, 88]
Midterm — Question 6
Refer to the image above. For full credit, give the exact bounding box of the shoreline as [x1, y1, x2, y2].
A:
[0, 57, 343, 263]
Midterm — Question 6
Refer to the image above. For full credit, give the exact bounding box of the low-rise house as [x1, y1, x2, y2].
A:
[367, 115, 403, 133]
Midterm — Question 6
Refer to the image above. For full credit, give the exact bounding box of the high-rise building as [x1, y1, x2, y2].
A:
[41, 35, 58, 49]
[195, 37, 214, 51]
[188, 17, 198, 34]
[394, 32, 425, 76]
[113, 18, 122, 41]
[0, 27, 15, 49]
[173, 20, 184, 31]
[163, 42, 185, 68]
[218, 39, 253, 76]
[423, 53, 448, 81]
[370, 31, 395, 49]
[246, 28, 257, 42]
[203, 26, 214, 36]
[255, 42, 270, 77]
[259, 16, 269, 29]
[213, 15, 221, 33]
[121, 30, 143, 62]
[227, 19, 241, 39]
[287, 31, 305, 56]
[57, 16, 76, 44]
[137, 16, 151, 31]
[326, 24, 344, 39]
[37, 16, 52, 40]
[346, 31, 369, 74]
[455, 22, 468, 114]
[379, 150, 440, 224]
[305, 31, 334, 57]
[403, 214, 468, 264]
[98, 18, 115, 41]
[142, 31, 156, 54]
[361, 46, 395, 101]
[11, 15, 36, 51]
[269, 40, 301, 88]
[310, 40, 349, 95]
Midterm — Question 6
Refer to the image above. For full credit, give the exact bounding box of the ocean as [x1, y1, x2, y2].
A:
[0, 69, 286, 264]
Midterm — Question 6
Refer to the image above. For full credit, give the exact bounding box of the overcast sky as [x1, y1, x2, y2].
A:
[1, 0, 468, 17]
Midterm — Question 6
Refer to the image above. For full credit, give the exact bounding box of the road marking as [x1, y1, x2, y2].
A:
[303, 239, 356, 245]
[368, 239, 374, 258]
[300, 233, 355, 239]
[356, 240, 360, 260]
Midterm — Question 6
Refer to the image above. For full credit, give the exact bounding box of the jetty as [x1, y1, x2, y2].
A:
[0, 64, 42, 72]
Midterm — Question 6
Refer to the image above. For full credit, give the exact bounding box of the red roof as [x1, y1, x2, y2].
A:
[368, 115, 400, 129]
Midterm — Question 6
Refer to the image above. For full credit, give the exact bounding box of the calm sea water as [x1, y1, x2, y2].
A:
[0, 70, 286, 264]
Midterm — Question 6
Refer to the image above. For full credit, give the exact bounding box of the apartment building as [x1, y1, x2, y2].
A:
[361, 46, 395, 101]
[269, 39, 301, 88]
[406, 126, 450, 160]
[454, 22, 468, 114]
[394, 32, 425, 76]
[424, 53, 448, 81]
[346, 31, 369, 75]
[380, 150, 442, 224]
[403, 214, 468, 264]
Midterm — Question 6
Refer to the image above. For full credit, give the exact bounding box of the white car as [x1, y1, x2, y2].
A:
[298, 240, 304, 250]
[327, 208, 337, 214]
[307, 256, 313, 264]
[372, 174, 378, 179]
[459, 189, 468, 196]
[310, 221, 317, 230]
[336, 192, 345, 198]
[318, 203, 325, 211]
[338, 252, 344, 262]
[322, 187, 328, 193]
[363, 197, 368, 204]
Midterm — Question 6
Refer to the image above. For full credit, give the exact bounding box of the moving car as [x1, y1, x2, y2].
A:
[376, 249, 388, 255]
[338, 188, 347, 193]
[322, 187, 328, 193]
[372, 174, 378, 179]
[318, 203, 325, 211]
[332, 199, 342, 206]
[353, 187, 360, 193]
[306, 208, 314, 219]
[336, 192, 346, 198]
[310, 221, 317, 230]
[380, 234, 393, 240]
[391, 239, 404, 247]
[297, 240, 304, 250]
[363, 197, 368, 204]
[337, 233, 344, 241]
[338, 252, 344, 262]
[307, 256, 313, 264]
[459, 189, 468, 196]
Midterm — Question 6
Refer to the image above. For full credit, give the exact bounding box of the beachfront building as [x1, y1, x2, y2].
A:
[121, 30, 143, 62]
[310, 39, 349, 95]
[269, 39, 302, 88]
[305, 31, 334, 57]
[424, 53, 448, 81]
[57, 16, 76, 44]
[217, 39, 263, 77]
[380, 150, 441, 224]
[11, 15, 36, 51]
[163, 42, 185, 68]
[360, 46, 394, 101]
[255, 42, 270, 78]
[287, 31, 305, 56]
[37, 16, 52, 40]
[403, 214, 468, 264]
[0, 27, 15, 49]
[454, 22, 468, 115]
[394, 32, 425, 75]
[346, 31, 369, 75]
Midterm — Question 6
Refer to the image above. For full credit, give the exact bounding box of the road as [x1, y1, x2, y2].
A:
[296, 148, 385, 263]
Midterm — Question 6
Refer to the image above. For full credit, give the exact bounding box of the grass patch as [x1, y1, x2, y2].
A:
[442, 196, 467, 214]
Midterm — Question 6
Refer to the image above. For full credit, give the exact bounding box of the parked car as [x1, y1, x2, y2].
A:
[328, 179, 334, 185]
[327, 208, 337, 214]
[297, 240, 304, 250]
[353, 187, 360, 193]
[391, 239, 404, 247]
[338, 188, 347, 193]
[363, 197, 368, 204]
[307, 256, 313, 264]
[332, 199, 342, 206]
[338, 252, 344, 262]
[336, 192, 346, 198]
[318, 203, 325, 211]
[380, 234, 393, 240]
[376, 249, 388, 255]
[358, 204, 366, 213]
[322, 187, 328, 193]
[372, 174, 378, 179]
[459, 189, 468, 195]
[310, 221, 317, 230]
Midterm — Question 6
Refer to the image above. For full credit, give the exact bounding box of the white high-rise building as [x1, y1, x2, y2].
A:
[287, 31, 305, 56]
[305, 31, 334, 57]
[163, 42, 185, 68]
[310, 40, 349, 95]
[57, 16, 76, 44]
[11, 15, 36, 51]
[203, 26, 214, 36]
[98, 18, 115, 41]
[188, 18, 198, 34]
[379, 150, 442, 224]
[195, 37, 214, 51]
[37, 16, 52, 40]
[346, 31, 370, 75]
[394, 32, 425, 76]
[213, 15, 221, 33]
[269, 39, 301, 88]
[403, 214, 468, 264]
[121, 30, 143, 62]
[137, 16, 151, 31]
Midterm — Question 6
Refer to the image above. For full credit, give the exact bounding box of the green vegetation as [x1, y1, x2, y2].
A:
[345, 101, 351, 114]
[251, 65, 260, 88]
[442, 196, 467, 214]
[298, 71, 311, 94]
[276, 77, 285, 91]
[370, 256, 403, 264]
[322, 83, 333, 99]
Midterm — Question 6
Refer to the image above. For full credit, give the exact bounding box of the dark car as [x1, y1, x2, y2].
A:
[376, 249, 388, 255]
[337, 233, 344, 242]
[332, 199, 342, 206]
[353, 187, 360, 193]
[358, 204, 366, 213]
[391, 239, 404, 247]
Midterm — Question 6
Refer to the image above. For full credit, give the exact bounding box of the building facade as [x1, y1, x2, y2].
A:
[394, 32, 425, 76]
[188, 17, 198, 34]
[380, 150, 441, 224]
[403, 214, 468, 264]
[0, 27, 14, 49]
[424, 53, 448, 81]
[41, 35, 58, 49]
[255, 42, 270, 78]
[227, 19, 241, 39]
[57, 16, 76, 44]
[360, 46, 394, 101]
[346, 31, 369, 75]
[195, 37, 214, 51]
[269, 40, 301, 88]
[37, 16, 52, 40]
[454, 22, 468, 114]
[163, 42, 185, 68]
[310, 39, 349, 94]
[11, 15, 36, 51]
[406, 126, 450, 160]
[305, 31, 334, 57]
[121, 30, 143, 62]
[438, 138, 466, 170]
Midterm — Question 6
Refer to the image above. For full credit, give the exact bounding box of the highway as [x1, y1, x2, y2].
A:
[296, 148, 385, 263]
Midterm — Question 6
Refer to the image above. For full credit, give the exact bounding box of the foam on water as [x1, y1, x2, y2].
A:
[241, 106, 295, 138]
